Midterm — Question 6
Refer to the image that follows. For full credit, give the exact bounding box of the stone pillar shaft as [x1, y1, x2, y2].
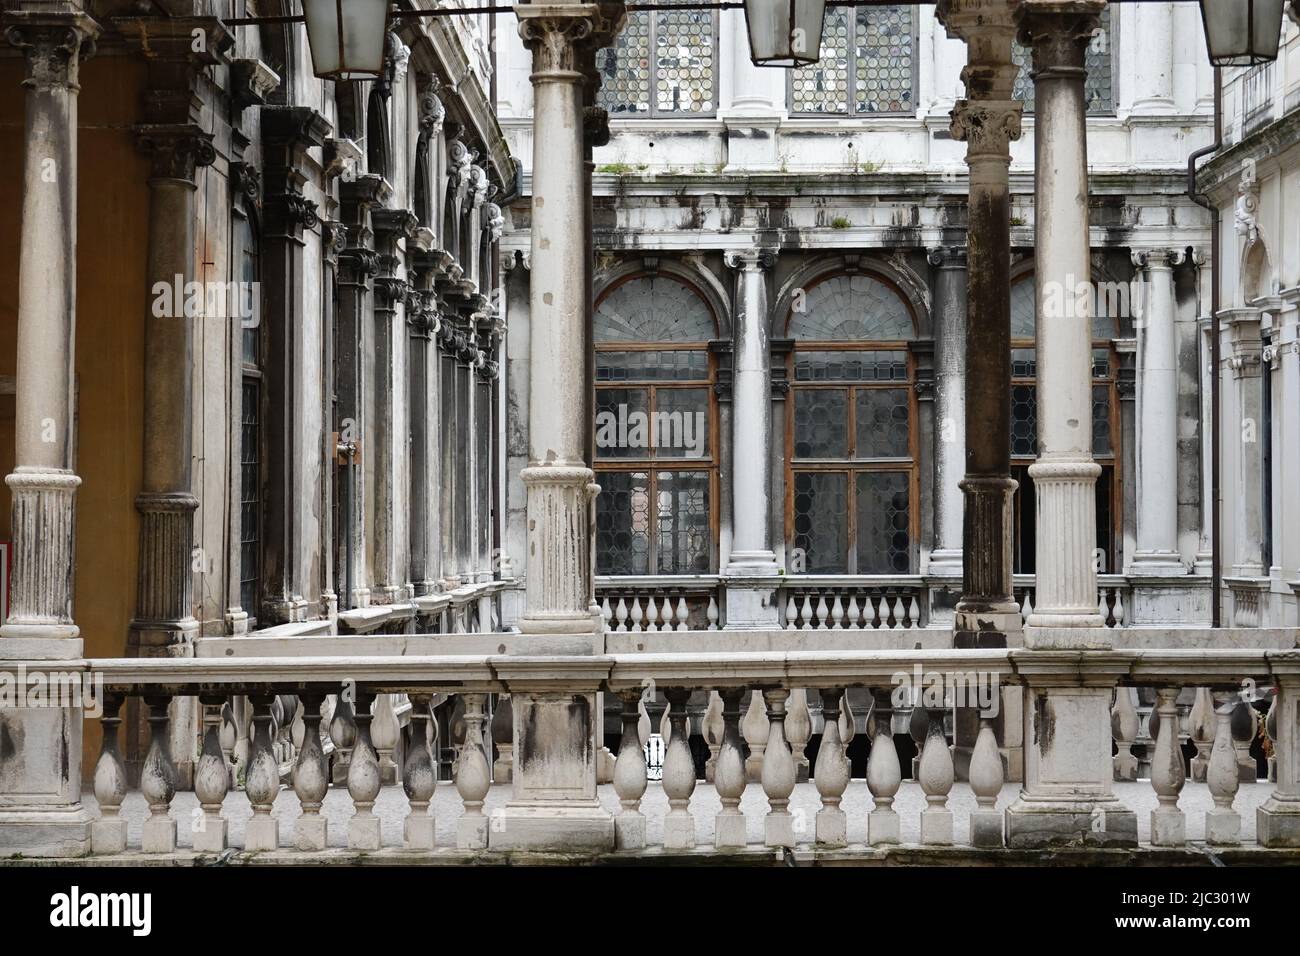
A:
[1225, 309, 1265, 576]
[1, 13, 97, 644]
[929, 247, 967, 577]
[1022, 1, 1106, 637]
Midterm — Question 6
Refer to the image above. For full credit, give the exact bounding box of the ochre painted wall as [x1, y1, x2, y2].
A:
[0, 55, 149, 780]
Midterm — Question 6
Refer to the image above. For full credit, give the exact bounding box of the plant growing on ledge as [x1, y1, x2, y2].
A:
[830, 216, 852, 230]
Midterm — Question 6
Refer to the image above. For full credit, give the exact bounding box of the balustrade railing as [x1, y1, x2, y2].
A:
[18, 643, 1287, 859]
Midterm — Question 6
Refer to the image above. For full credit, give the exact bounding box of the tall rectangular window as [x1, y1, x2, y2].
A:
[237, 214, 262, 620]
[596, 10, 717, 116]
[790, 5, 916, 115]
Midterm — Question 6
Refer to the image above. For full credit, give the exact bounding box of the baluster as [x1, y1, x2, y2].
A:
[672, 595, 687, 630]
[91, 693, 128, 854]
[1098, 590, 1110, 626]
[244, 695, 280, 851]
[702, 690, 724, 782]
[787, 688, 812, 782]
[663, 688, 697, 849]
[706, 593, 720, 630]
[714, 688, 748, 848]
[140, 695, 178, 853]
[761, 688, 797, 847]
[784, 595, 797, 630]
[232, 696, 252, 781]
[219, 700, 237, 787]
[815, 594, 830, 629]
[1022, 591, 1033, 623]
[659, 698, 674, 743]
[1150, 687, 1186, 846]
[328, 691, 357, 786]
[293, 693, 330, 851]
[869, 596, 882, 628]
[372, 693, 400, 785]
[829, 593, 845, 629]
[742, 688, 769, 782]
[193, 696, 230, 853]
[403, 694, 437, 849]
[845, 594, 861, 630]
[866, 690, 901, 845]
[918, 702, 954, 845]
[889, 596, 902, 630]
[1265, 688, 1278, 783]
[815, 689, 850, 847]
[629, 596, 643, 633]
[1111, 686, 1140, 781]
[1206, 691, 1242, 845]
[1112, 589, 1125, 626]
[602, 597, 613, 631]
[1188, 687, 1215, 782]
[614, 691, 648, 849]
[614, 596, 629, 632]
[1231, 698, 1259, 781]
[491, 694, 513, 782]
[969, 716, 1004, 846]
[637, 693, 652, 746]
[800, 594, 814, 630]
[645, 596, 660, 633]
[455, 693, 491, 849]
[347, 691, 382, 850]
[907, 596, 921, 628]
[839, 691, 856, 758]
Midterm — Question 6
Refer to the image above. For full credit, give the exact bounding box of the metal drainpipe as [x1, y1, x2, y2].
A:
[1186, 73, 1223, 627]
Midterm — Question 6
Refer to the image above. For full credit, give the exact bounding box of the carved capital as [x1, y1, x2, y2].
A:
[950, 99, 1023, 159]
[322, 220, 348, 265]
[231, 161, 262, 203]
[136, 124, 216, 182]
[1017, 3, 1104, 77]
[517, 4, 625, 76]
[724, 248, 775, 271]
[3, 12, 100, 93]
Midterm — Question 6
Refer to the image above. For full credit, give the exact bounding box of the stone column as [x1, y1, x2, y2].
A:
[927, 246, 967, 581]
[1129, 1, 1175, 114]
[723, 249, 781, 628]
[1129, 249, 1187, 575]
[1005, 0, 1136, 848]
[408, 233, 440, 597]
[0, 4, 99, 858]
[937, 0, 1023, 645]
[718, 8, 786, 170]
[488, 3, 623, 853]
[1222, 308, 1266, 577]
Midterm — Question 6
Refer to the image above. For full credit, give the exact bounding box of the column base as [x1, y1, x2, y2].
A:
[1127, 551, 1188, 577]
[1005, 797, 1137, 848]
[1257, 797, 1300, 847]
[954, 601, 1023, 647]
[487, 802, 615, 852]
[720, 576, 780, 630]
[1024, 624, 1113, 650]
[926, 549, 963, 577]
[0, 804, 91, 858]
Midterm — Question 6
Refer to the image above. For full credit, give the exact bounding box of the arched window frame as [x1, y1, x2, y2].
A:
[1008, 271, 1122, 575]
[593, 273, 720, 575]
[787, 4, 918, 116]
[784, 271, 920, 575]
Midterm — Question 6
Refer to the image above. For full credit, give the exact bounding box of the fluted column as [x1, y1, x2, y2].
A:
[516, 3, 623, 648]
[1129, 249, 1187, 575]
[928, 246, 968, 579]
[938, 0, 1023, 644]
[0, 9, 97, 647]
[1021, 1, 1106, 639]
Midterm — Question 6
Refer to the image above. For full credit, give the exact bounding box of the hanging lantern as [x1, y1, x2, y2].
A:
[1198, 0, 1286, 67]
[301, 0, 391, 80]
[743, 0, 828, 67]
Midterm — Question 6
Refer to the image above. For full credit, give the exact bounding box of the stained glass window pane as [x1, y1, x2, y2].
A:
[791, 7, 851, 114]
[1012, 348, 1038, 378]
[240, 378, 261, 614]
[854, 5, 914, 114]
[789, 274, 914, 341]
[794, 389, 848, 458]
[654, 387, 709, 459]
[793, 472, 849, 573]
[655, 470, 710, 572]
[855, 388, 910, 458]
[656, 11, 714, 114]
[596, 470, 651, 574]
[856, 471, 910, 573]
[1011, 278, 1036, 339]
[794, 349, 908, 382]
[1012, 383, 1038, 457]
[1014, 6, 1112, 114]
[597, 350, 708, 382]
[597, 10, 651, 115]
[1092, 383, 1111, 457]
[596, 277, 716, 343]
[596, 387, 650, 459]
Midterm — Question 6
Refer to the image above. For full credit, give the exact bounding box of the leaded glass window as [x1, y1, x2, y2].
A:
[596, 10, 716, 117]
[594, 276, 717, 574]
[790, 5, 916, 115]
[1008, 275, 1121, 574]
[1013, 6, 1114, 114]
[237, 213, 263, 620]
[787, 273, 917, 574]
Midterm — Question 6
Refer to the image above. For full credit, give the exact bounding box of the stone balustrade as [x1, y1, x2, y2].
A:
[4, 639, 1295, 859]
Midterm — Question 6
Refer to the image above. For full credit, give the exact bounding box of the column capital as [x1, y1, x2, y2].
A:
[1130, 248, 1186, 272]
[1016, 1, 1104, 76]
[136, 123, 216, 183]
[723, 248, 775, 271]
[928, 245, 968, 270]
[3, 10, 99, 92]
[950, 100, 1023, 159]
[517, 3, 626, 77]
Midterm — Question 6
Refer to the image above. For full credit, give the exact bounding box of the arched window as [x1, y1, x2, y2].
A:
[594, 275, 717, 574]
[789, 5, 916, 115]
[1009, 274, 1121, 574]
[786, 273, 917, 574]
[1013, 5, 1114, 114]
[595, 10, 717, 116]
